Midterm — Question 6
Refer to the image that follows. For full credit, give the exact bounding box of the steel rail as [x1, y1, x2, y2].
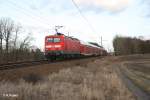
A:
[0, 56, 102, 70]
[0, 60, 48, 70]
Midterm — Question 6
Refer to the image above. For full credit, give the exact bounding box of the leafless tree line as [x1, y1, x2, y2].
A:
[0, 17, 44, 64]
[113, 36, 150, 55]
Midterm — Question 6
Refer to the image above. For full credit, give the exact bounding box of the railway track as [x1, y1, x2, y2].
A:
[0, 56, 102, 71]
[0, 60, 49, 70]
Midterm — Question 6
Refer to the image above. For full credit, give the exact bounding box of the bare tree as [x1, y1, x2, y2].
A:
[18, 33, 33, 61]
[0, 19, 4, 52]
[1, 18, 14, 62]
[0, 17, 44, 63]
[2, 18, 14, 53]
[11, 24, 22, 61]
[13, 24, 22, 49]
[113, 36, 150, 55]
[19, 33, 33, 50]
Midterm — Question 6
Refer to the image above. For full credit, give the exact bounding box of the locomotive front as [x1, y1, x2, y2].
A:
[45, 35, 64, 60]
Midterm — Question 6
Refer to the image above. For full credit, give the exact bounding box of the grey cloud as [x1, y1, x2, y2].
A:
[75, 0, 131, 14]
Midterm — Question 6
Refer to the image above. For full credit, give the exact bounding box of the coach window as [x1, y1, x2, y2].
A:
[54, 38, 60, 42]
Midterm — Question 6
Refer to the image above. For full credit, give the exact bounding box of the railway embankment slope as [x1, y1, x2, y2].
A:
[0, 55, 149, 100]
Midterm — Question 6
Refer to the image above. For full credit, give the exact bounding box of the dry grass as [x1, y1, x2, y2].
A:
[122, 62, 150, 94]
[0, 58, 136, 100]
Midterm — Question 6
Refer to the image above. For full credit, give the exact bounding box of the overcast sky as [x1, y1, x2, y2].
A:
[0, 0, 150, 51]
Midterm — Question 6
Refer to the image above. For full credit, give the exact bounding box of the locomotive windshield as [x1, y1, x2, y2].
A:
[54, 38, 60, 42]
[47, 37, 60, 43]
[47, 38, 53, 42]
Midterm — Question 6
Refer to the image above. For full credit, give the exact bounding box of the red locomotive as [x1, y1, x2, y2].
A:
[45, 33, 107, 60]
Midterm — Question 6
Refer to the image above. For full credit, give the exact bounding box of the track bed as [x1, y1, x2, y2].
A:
[0, 57, 99, 82]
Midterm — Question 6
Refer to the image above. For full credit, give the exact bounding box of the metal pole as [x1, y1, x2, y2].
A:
[101, 36, 103, 46]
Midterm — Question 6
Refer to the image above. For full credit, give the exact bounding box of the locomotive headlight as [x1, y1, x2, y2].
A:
[54, 45, 61, 48]
[46, 45, 52, 48]
[46, 45, 61, 48]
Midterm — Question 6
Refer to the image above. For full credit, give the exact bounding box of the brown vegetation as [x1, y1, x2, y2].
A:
[0, 57, 136, 100]
[0, 17, 44, 64]
[122, 62, 150, 94]
[113, 36, 150, 55]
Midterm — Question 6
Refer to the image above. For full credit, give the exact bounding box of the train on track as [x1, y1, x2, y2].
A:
[45, 33, 107, 60]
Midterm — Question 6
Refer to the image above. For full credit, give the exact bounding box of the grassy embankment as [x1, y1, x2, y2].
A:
[0, 58, 135, 100]
[122, 62, 150, 94]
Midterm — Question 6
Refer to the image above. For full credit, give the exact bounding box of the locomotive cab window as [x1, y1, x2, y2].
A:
[47, 38, 53, 43]
[54, 38, 60, 42]
[47, 37, 61, 43]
